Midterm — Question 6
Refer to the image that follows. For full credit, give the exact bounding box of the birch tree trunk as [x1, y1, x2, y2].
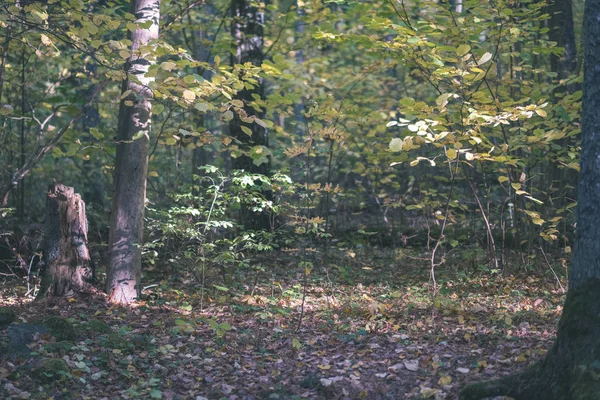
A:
[38, 183, 91, 298]
[106, 0, 160, 304]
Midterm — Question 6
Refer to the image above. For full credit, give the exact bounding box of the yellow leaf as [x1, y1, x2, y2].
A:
[292, 338, 302, 350]
[182, 90, 196, 101]
[438, 375, 452, 385]
[40, 34, 52, 46]
[446, 148, 457, 160]
[477, 52, 493, 65]
[317, 364, 331, 370]
[535, 109, 547, 117]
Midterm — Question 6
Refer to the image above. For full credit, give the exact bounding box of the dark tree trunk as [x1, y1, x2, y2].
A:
[38, 183, 92, 298]
[460, 1, 600, 398]
[106, 0, 160, 304]
[569, 0, 600, 287]
[548, 0, 577, 79]
[230, 0, 268, 175]
[229, 0, 271, 231]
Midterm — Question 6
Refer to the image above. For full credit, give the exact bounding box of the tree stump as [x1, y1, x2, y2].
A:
[38, 183, 92, 298]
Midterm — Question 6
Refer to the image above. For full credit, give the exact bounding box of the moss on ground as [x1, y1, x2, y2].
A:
[84, 319, 112, 334]
[31, 358, 70, 383]
[10, 358, 70, 383]
[38, 316, 77, 342]
[0, 307, 17, 329]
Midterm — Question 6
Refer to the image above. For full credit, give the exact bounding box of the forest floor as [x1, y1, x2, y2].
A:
[0, 249, 566, 399]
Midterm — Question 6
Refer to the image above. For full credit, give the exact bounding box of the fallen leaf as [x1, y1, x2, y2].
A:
[404, 360, 419, 371]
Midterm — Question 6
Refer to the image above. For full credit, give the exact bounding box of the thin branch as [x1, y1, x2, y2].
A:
[163, 0, 206, 30]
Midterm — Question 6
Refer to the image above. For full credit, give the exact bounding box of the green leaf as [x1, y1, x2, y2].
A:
[160, 61, 176, 71]
[132, 131, 146, 141]
[389, 138, 403, 152]
[456, 44, 470, 56]
[89, 128, 104, 140]
[139, 20, 153, 29]
[153, 104, 164, 115]
[194, 103, 209, 113]
[150, 389, 162, 399]
[219, 322, 232, 331]
[400, 97, 415, 107]
[241, 126, 253, 136]
[292, 338, 302, 350]
[525, 195, 544, 205]
[222, 110, 234, 122]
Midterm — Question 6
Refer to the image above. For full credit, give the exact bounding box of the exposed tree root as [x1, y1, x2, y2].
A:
[460, 279, 600, 400]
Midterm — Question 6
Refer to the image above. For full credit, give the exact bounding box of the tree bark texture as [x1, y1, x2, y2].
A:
[229, 0, 272, 231]
[548, 0, 577, 79]
[229, 0, 268, 175]
[106, 0, 159, 304]
[38, 183, 91, 298]
[460, 1, 600, 398]
[570, 0, 600, 288]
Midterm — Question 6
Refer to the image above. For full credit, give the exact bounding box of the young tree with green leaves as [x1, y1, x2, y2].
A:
[106, 0, 160, 304]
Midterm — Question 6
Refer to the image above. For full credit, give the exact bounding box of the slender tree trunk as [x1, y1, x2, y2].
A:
[546, 0, 579, 211]
[188, 5, 215, 190]
[548, 0, 577, 79]
[38, 183, 92, 298]
[230, 0, 268, 175]
[106, 0, 160, 304]
[229, 0, 271, 230]
[460, 1, 600, 398]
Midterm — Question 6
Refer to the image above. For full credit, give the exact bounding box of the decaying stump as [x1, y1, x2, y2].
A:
[38, 183, 92, 298]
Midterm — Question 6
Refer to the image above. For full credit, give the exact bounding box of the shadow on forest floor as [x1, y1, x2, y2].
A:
[0, 248, 566, 399]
